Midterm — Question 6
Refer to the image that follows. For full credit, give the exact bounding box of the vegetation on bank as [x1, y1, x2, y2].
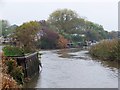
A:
[5, 59, 24, 85]
[1, 56, 23, 89]
[13, 21, 41, 53]
[89, 39, 120, 61]
[0, 8, 119, 89]
[1, 9, 119, 50]
[2, 45, 24, 56]
[2, 21, 41, 57]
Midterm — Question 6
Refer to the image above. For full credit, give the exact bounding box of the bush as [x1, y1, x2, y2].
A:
[56, 35, 68, 49]
[89, 39, 120, 61]
[2, 73, 20, 89]
[2, 45, 24, 56]
[5, 59, 24, 85]
[1, 59, 21, 89]
[11, 66, 24, 85]
[6, 59, 17, 74]
[40, 28, 59, 49]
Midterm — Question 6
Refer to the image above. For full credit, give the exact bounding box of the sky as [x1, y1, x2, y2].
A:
[0, 0, 119, 31]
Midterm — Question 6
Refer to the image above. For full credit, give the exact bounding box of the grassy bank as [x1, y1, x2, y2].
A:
[89, 39, 120, 61]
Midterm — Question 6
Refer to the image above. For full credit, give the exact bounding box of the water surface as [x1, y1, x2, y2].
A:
[24, 48, 118, 88]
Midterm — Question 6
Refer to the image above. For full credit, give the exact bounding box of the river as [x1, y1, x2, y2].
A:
[23, 48, 118, 88]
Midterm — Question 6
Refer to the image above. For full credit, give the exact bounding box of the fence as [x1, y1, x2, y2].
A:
[6, 52, 41, 78]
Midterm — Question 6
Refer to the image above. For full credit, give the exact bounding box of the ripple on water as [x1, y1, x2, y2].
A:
[24, 49, 118, 88]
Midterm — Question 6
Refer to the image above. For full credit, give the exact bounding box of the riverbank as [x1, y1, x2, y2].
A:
[0, 59, 21, 89]
[89, 39, 119, 62]
[0, 46, 22, 89]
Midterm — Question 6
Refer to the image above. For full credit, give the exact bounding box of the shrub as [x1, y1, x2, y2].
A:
[1, 59, 21, 89]
[2, 74, 20, 89]
[2, 45, 24, 56]
[5, 59, 24, 85]
[89, 39, 120, 61]
[56, 35, 68, 49]
[6, 59, 17, 74]
[11, 66, 24, 85]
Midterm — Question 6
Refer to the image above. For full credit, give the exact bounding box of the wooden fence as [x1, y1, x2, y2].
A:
[7, 52, 41, 78]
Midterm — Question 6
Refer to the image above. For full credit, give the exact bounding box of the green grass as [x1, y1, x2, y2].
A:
[2, 45, 24, 56]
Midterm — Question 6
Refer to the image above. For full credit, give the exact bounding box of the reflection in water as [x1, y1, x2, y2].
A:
[24, 48, 118, 88]
[23, 73, 41, 88]
[57, 48, 118, 70]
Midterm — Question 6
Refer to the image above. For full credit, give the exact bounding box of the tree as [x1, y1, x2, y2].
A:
[0, 20, 10, 37]
[47, 9, 108, 42]
[0, 20, 17, 37]
[71, 34, 84, 42]
[108, 31, 118, 39]
[7, 25, 18, 36]
[47, 9, 83, 34]
[84, 20, 108, 41]
[13, 21, 41, 53]
[40, 28, 59, 49]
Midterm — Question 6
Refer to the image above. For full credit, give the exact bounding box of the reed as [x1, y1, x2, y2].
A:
[89, 39, 120, 61]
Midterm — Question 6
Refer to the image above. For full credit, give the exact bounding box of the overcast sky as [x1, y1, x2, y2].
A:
[0, 0, 119, 31]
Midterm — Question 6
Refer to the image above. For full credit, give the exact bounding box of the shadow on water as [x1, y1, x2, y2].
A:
[56, 48, 82, 58]
[91, 57, 119, 69]
[23, 72, 41, 88]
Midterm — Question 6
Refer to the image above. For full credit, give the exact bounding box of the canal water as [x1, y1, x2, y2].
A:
[24, 48, 118, 88]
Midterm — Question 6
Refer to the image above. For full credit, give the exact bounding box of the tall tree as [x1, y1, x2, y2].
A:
[40, 28, 59, 49]
[0, 20, 9, 37]
[84, 20, 108, 41]
[13, 21, 41, 53]
[47, 9, 83, 34]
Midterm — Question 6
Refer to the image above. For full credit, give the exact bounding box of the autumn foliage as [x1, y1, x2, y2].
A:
[0, 52, 23, 89]
[57, 35, 68, 49]
[1, 59, 21, 89]
[40, 28, 59, 49]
